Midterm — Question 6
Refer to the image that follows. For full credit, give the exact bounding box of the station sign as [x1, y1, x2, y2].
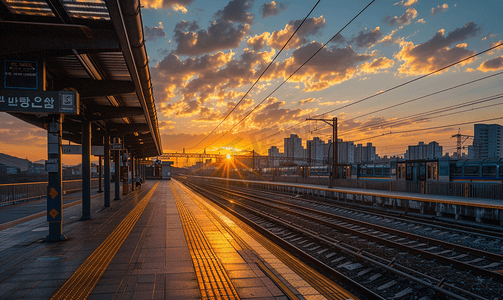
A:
[1, 60, 44, 90]
[111, 143, 122, 150]
[62, 145, 104, 156]
[0, 90, 79, 114]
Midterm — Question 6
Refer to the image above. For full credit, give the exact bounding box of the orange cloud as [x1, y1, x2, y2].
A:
[396, 22, 481, 75]
[247, 32, 270, 51]
[267, 16, 325, 50]
[360, 57, 395, 74]
[394, 0, 417, 6]
[142, 0, 194, 11]
[298, 98, 315, 105]
[264, 42, 372, 91]
[384, 8, 417, 26]
[478, 56, 503, 72]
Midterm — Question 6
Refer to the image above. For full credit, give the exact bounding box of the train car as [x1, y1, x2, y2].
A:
[396, 159, 443, 182]
[358, 163, 390, 180]
[309, 165, 330, 176]
[450, 158, 503, 183]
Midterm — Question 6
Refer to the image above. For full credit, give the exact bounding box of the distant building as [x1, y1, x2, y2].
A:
[405, 141, 443, 160]
[306, 137, 326, 165]
[284, 134, 305, 165]
[337, 139, 355, 164]
[470, 124, 503, 159]
[355, 143, 376, 163]
[267, 146, 283, 167]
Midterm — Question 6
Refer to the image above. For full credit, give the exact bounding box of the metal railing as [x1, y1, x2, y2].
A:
[0, 179, 103, 205]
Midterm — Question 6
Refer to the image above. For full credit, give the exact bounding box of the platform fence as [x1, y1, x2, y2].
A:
[0, 179, 103, 205]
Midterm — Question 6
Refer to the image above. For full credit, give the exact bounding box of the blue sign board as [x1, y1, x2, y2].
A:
[2, 60, 41, 90]
[47, 186, 62, 222]
[0, 90, 79, 114]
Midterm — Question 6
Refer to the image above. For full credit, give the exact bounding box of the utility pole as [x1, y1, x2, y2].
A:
[306, 117, 338, 180]
[451, 128, 473, 158]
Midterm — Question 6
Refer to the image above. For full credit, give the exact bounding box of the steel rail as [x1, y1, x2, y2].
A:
[180, 178, 488, 300]
[199, 180, 503, 283]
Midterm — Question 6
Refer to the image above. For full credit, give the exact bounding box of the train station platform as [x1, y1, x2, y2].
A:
[192, 176, 503, 227]
[0, 180, 357, 300]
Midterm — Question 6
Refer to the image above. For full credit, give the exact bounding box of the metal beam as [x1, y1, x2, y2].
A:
[105, 0, 161, 156]
[53, 79, 135, 99]
[89, 105, 144, 121]
[0, 2, 16, 21]
[45, 0, 73, 24]
[107, 123, 150, 134]
[0, 22, 118, 54]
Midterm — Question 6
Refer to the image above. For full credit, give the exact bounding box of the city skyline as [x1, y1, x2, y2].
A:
[1, 0, 502, 165]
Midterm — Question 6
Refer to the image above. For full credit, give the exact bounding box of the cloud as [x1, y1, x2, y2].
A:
[431, 3, 448, 16]
[298, 98, 315, 105]
[482, 33, 497, 41]
[351, 27, 382, 48]
[142, 0, 194, 11]
[416, 18, 425, 24]
[396, 22, 481, 75]
[251, 97, 316, 128]
[154, 48, 276, 117]
[379, 29, 399, 45]
[247, 32, 270, 51]
[158, 120, 176, 130]
[267, 16, 325, 50]
[393, 0, 417, 6]
[478, 56, 503, 72]
[174, 20, 199, 32]
[215, 0, 254, 24]
[264, 42, 372, 92]
[260, 1, 286, 18]
[384, 8, 417, 26]
[0, 114, 46, 147]
[144, 22, 166, 41]
[360, 57, 395, 74]
[173, 18, 250, 56]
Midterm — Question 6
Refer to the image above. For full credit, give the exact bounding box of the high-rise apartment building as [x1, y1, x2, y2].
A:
[267, 146, 282, 167]
[284, 134, 305, 165]
[405, 141, 443, 160]
[470, 124, 503, 159]
[306, 137, 326, 165]
[355, 143, 376, 163]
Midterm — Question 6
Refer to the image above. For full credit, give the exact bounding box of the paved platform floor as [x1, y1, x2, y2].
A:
[0, 180, 356, 300]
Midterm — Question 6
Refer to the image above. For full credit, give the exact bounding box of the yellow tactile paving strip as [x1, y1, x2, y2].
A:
[177, 180, 358, 300]
[50, 182, 160, 300]
[170, 181, 240, 300]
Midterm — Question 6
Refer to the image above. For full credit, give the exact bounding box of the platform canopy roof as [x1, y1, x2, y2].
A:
[0, 0, 162, 158]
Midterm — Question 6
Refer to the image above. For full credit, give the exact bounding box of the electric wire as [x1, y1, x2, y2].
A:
[196, 0, 376, 153]
[348, 116, 503, 143]
[337, 93, 503, 137]
[187, 0, 323, 151]
[237, 43, 503, 152]
[252, 94, 503, 153]
[341, 71, 503, 124]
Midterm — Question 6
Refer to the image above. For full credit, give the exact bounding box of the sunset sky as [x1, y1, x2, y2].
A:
[1, 0, 502, 165]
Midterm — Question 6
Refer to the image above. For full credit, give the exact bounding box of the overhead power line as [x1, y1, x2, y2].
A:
[188, 0, 322, 151]
[348, 116, 503, 143]
[197, 0, 376, 153]
[238, 42, 503, 151]
[314, 42, 503, 118]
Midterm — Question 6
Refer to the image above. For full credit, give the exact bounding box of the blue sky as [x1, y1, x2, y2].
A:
[138, 0, 503, 158]
[1, 0, 502, 164]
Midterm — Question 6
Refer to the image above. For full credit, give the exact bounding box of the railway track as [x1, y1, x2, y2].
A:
[178, 177, 503, 300]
